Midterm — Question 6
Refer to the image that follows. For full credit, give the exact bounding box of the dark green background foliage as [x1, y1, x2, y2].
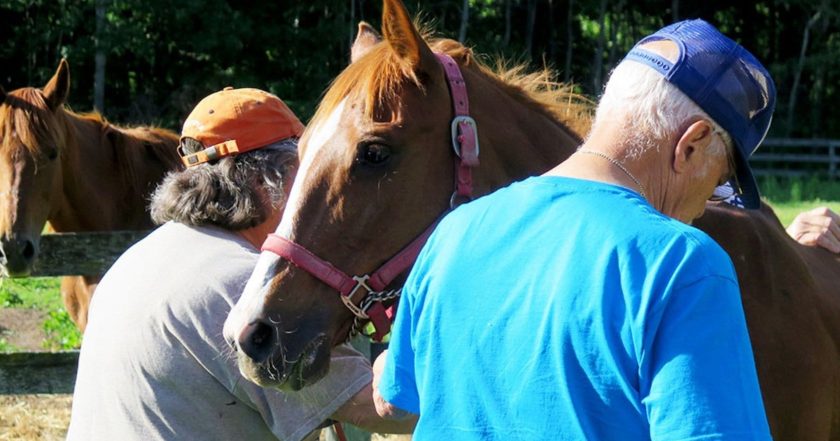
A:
[2, 0, 839, 137]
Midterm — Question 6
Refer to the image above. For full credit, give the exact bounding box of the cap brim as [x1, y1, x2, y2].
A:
[718, 144, 761, 209]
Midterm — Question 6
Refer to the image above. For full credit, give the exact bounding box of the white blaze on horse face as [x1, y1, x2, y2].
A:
[225, 99, 348, 335]
[223, 251, 282, 341]
[276, 98, 347, 239]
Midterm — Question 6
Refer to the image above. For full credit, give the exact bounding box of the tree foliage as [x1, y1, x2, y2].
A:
[1, 0, 839, 138]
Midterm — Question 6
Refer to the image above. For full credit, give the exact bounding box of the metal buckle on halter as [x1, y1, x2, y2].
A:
[450, 115, 480, 159]
[341, 275, 372, 319]
[450, 190, 471, 208]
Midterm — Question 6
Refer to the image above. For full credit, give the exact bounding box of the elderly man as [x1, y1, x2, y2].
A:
[68, 88, 414, 440]
[374, 20, 775, 440]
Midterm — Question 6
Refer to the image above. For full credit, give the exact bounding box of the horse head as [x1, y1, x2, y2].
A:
[224, 0, 586, 390]
[0, 59, 72, 276]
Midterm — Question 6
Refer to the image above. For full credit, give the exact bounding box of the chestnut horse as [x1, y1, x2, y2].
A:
[226, 1, 839, 439]
[0, 60, 182, 331]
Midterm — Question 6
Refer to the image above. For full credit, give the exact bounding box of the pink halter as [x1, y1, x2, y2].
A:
[261, 53, 479, 341]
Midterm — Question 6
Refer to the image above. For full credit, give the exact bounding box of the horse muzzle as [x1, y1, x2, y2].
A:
[0, 236, 37, 276]
[231, 320, 331, 391]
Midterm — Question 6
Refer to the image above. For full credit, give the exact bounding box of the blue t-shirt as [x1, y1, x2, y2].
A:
[379, 176, 772, 441]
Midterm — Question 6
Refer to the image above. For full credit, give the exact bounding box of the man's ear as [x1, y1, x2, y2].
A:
[673, 120, 714, 174]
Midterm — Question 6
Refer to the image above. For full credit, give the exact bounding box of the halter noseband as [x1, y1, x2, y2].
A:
[260, 53, 479, 341]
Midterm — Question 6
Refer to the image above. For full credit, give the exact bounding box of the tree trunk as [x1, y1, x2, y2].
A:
[786, 10, 821, 136]
[94, 0, 107, 112]
[810, 62, 824, 136]
[548, 0, 557, 60]
[607, 0, 625, 68]
[671, 0, 679, 22]
[458, 0, 469, 43]
[564, 0, 575, 83]
[349, 0, 355, 52]
[591, 0, 609, 92]
[525, 0, 537, 57]
[503, 0, 512, 48]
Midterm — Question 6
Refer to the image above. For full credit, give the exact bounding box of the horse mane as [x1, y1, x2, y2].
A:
[308, 28, 593, 139]
[0, 88, 180, 196]
[0, 88, 70, 160]
[102, 123, 181, 198]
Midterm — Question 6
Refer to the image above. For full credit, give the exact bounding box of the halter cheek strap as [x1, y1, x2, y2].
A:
[261, 52, 478, 342]
[436, 53, 480, 205]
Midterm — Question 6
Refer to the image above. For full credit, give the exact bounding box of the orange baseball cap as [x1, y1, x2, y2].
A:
[179, 87, 304, 167]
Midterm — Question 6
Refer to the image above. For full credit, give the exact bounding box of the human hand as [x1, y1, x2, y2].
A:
[372, 350, 413, 420]
[786, 206, 840, 253]
[329, 347, 416, 434]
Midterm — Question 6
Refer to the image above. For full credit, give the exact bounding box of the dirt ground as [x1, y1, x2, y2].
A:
[0, 309, 49, 351]
[1, 308, 73, 440]
[0, 395, 72, 441]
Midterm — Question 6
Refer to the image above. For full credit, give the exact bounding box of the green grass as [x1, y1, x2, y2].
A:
[0, 277, 62, 310]
[0, 277, 81, 350]
[0, 337, 19, 353]
[764, 200, 840, 227]
[42, 308, 82, 350]
[757, 176, 840, 226]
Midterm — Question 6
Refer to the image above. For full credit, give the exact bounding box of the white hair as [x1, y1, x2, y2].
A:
[150, 139, 298, 229]
[591, 60, 732, 167]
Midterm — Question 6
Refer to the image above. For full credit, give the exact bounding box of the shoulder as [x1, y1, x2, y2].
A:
[98, 222, 259, 311]
[664, 219, 736, 283]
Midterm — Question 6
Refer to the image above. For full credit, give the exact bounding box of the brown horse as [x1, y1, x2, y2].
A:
[0, 60, 182, 331]
[225, 1, 839, 439]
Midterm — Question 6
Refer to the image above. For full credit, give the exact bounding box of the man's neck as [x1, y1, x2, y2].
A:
[236, 208, 283, 249]
[545, 128, 658, 202]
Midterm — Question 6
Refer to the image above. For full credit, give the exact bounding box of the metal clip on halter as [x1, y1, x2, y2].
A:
[341, 275, 372, 319]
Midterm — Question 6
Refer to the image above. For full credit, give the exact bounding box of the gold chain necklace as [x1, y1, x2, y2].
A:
[577, 149, 647, 199]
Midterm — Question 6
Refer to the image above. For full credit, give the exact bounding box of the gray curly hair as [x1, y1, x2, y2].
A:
[150, 139, 298, 230]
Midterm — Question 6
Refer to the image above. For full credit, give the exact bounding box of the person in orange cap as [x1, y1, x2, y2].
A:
[67, 88, 415, 440]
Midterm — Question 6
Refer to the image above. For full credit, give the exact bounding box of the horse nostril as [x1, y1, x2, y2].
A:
[237, 321, 276, 364]
[21, 240, 35, 261]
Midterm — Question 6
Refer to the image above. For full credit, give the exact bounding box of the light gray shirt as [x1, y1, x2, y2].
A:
[67, 222, 371, 441]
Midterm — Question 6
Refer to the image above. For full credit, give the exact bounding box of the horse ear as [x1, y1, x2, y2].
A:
[43, 59, 70, 110]
[381, 0, 436, 73]
[351, 22, 382, 63]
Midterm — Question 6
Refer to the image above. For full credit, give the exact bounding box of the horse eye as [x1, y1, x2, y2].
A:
[47, 149, 58, 161]
[357, 143, 391, 167]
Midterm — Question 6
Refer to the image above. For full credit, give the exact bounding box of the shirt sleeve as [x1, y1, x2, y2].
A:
[377, 273, 421, 414]
[640, 275, 772, 441]
[228, 343, 373, 441]
[184, 275, 373, 441]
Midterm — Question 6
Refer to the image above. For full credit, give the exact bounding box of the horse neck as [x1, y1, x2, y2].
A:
[50, 114, 149, 232]
[466, 71, 581, 196]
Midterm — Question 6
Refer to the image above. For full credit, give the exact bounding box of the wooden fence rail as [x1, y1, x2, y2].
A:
[2, 230, 151, 395]
[751, 137, 840, 178]
[32, 230, 151, 277]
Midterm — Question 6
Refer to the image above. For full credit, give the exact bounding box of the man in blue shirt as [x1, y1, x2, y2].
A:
[374, 20, 775, 440]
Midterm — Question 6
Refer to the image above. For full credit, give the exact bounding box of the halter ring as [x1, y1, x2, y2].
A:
[341, 275, 373, 319]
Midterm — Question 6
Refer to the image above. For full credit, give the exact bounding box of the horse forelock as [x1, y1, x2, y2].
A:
[0, 88, 72, 160]
[305, 30, 592, 143]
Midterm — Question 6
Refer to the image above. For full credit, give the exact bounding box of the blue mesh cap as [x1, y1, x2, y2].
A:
[623, 19, 777, 209]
